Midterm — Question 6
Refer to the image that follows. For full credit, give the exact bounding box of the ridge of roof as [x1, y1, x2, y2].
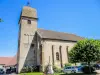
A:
[38, 28, 77, 35]
[37, 28, 84, 41]
[0, 57, 13, 58]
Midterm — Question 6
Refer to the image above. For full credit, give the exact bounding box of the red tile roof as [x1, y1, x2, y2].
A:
[6, 56, 17, 66]
[0, 56, 16, 66]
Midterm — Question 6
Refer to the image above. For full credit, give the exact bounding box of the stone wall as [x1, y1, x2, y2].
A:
[42, 39, 76, 68]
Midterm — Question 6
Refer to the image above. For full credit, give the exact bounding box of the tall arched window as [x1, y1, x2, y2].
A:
[56, 52, 59, 60]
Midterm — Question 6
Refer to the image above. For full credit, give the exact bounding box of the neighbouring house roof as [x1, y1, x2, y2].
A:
[0, 57, 13, 65]
[0, 56, 16, 66]
[5, 56, 17, 66]
[37, 28, 84, 42]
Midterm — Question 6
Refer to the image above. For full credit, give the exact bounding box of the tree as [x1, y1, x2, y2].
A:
[69, 39, 100, 73]
[0, 18, 3, 22]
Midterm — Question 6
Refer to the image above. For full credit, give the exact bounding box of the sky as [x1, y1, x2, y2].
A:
[0, 0, 100, 57]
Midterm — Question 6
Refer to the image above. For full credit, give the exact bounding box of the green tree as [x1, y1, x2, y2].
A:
[69, 39, 100, 72]
[0, 18, 3, 22]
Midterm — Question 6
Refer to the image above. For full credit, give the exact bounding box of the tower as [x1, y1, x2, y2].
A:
[17, 6, 38, 73]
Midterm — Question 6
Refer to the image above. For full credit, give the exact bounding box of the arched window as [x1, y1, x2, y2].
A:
[56, 52, 59, 60]
[31, 44, 34, 48]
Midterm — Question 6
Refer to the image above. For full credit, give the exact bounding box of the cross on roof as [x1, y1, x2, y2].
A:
[27, 0, 30, 6]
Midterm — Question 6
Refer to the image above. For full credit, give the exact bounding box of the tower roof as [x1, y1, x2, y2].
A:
[21, 6, 37, 19]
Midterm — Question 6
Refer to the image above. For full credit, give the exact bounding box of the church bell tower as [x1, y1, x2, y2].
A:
[17, 5, 38, 73]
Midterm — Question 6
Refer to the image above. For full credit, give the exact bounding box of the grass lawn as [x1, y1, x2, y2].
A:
[20, 72, 63, 75]
[20, 72, 43, 75]
[60, 73, 97, 75]
[20, 73, 98, 75]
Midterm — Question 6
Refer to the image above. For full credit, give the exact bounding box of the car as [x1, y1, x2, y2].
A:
[6, 69, 11, 74]
[76, 66, 83, 72]
[93, 64, 100, 70]
[0, 69, 4, 74]
[63, 66, 78, 73]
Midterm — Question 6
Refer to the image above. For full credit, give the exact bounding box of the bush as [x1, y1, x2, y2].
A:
[53, 66, 62, 73]
[33, 66, 40, 72]
[81, 62, 87, 66]
[21, 66, 39, 73]
[82, 66, 95, 74]
[65, 63, 72, 67]
[21, 67, 27, 73]
[27, 67, 31, 72]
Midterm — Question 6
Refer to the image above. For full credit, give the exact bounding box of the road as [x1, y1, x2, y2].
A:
[0, 74, 18, 75]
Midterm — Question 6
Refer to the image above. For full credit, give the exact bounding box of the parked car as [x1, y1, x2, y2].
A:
[93, 64, 100, 70]
[81, 66, 95, 73]
[76, 66, 83, 72]
[63, 66, 78, 73]
[0, 69, 4, 74]
[6, 67, 12, 74]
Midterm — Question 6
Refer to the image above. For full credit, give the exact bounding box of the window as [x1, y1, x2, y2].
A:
[27, 20, 31, 24]
[34, 50, 35, 54]
[56, 52, 59, 60]
[31, 44, 34, 48]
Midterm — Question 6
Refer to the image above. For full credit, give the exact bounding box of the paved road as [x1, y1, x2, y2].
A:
[0, 74, 18, 75]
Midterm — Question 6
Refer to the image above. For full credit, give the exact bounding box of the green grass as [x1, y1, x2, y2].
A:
[20, 72, 63, 75]
[20, 72, 43, 75]
[60, 73, 97, 75]
[20, 72, 97, 75]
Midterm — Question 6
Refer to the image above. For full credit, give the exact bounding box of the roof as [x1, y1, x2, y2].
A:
[21, 6, 37, 18]
[0, 57, 13, 65]
[5, 56, 17, 66]
[37, 28, 84, 42]
[0, 56, 16, 66]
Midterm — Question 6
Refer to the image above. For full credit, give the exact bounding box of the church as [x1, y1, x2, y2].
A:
[17, 5, 84, 73]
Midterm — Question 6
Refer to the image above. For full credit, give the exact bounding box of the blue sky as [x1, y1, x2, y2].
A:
[0, 0, 100, 56]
